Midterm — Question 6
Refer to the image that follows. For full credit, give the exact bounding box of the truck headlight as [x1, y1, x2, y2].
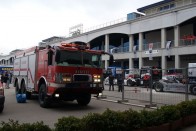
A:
[55, 73, 72, 83]
[93, 75, 101, 83]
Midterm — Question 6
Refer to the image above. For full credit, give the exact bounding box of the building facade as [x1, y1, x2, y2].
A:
[54, 0, 196, 70]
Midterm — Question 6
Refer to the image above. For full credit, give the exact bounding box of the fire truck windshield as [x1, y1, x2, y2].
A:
[56, 50, 102, 68]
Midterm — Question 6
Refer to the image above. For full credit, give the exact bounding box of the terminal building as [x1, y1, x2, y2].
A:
[1, 0, 196, 70]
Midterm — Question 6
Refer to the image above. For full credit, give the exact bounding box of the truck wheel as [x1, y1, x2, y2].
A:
[190, 85, 196, 95]
[21, 82, 26, 94]
[77, 94, 91, 106]
[15, 81, 19, 94]
[39, 84, 50, 108]
[21, 82, 31, 100]
[0, 105, 4, 113]
[154, 82, 163, 92]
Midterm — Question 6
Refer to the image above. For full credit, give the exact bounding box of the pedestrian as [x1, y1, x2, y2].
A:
[117, 74, 123, 92]
[109, 74, 114, 91]
[143, 74, 150, 90]
[4, 72, 9, 89]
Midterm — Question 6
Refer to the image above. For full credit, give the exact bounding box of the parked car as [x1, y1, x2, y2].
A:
[0, 86, 5, 113]
[165, 68, 185, 82]
[124, 69, 140, 86]
[154, 75, 196, 95]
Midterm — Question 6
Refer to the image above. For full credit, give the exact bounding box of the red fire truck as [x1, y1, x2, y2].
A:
[13, 43, 113, 108]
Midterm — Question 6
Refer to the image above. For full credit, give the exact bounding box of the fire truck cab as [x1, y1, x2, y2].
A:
[13, 43, 113, 108]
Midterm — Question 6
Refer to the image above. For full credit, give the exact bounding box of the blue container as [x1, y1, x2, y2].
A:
[16, 93, 26, 103]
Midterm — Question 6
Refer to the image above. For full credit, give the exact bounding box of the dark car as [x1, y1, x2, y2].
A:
[0, 86, 5, 113]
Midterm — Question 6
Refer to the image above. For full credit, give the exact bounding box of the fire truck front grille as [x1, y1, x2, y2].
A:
[73, 75, 89, 82]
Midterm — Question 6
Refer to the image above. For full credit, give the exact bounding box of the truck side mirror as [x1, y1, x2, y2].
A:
[55, 50, 61, 63]
[109, 55, 114, 66]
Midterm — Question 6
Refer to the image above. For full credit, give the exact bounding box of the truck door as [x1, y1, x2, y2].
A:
[44, 60, 48, 77]
[37, 51, 49, 78]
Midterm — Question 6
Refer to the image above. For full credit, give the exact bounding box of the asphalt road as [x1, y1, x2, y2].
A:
[0, 86, 144, 129]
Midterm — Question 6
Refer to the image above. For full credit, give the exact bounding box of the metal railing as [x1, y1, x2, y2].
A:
[143, 42, 161, 50]
[179, 39, 196, 46]
[101, 67, 196, 108]
[83, 17, 127, 33]
[107, 39, 196, 54]
[109, 46, 129, 54]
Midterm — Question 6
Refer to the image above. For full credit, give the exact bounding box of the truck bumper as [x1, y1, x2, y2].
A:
[48, 83, 104, 94]
[0, 95, 5, 105]
[47, 83, 104, 101]
[51, 88, 103, 101]
[54, 86, 104, 94]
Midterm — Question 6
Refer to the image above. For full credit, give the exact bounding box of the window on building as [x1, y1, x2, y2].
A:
[163, 5, 170, 10]
[170, 3, 175, 8]
[159, 3, 175, 12]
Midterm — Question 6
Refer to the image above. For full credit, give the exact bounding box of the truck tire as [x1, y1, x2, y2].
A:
[77, 93, 91, 106]
[21, 81, 26, 94]
[21, 82, 31, 100]
[39, 84, 50, 108]
[15, 81, 19, 94]
[190, 85, 196, 95]
[0, 105, 4, 113]
[154, 82, 163, 92]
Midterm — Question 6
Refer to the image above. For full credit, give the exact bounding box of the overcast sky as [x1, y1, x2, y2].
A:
[0, 0, 160, 55]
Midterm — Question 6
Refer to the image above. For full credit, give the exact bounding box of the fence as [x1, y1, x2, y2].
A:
[101, 67, 196, 108]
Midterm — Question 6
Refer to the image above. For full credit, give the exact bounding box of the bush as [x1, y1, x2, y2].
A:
[0, 119, 20, 131]
[176, 99, 196, 117]
[121, 109, 144, 130]
[54, 116, 81, 131]
[101, 109, 126, 131]
[81, 113, 105, 131]
[140, 109, 163, 127]
[0, 119, 51, 131]
[157, 105, 181, 123]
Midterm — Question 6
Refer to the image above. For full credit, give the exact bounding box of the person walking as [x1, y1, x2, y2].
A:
[4, 72, 9, 89]
[117, 74, 123, 92]
[109, 74, 114, 91]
